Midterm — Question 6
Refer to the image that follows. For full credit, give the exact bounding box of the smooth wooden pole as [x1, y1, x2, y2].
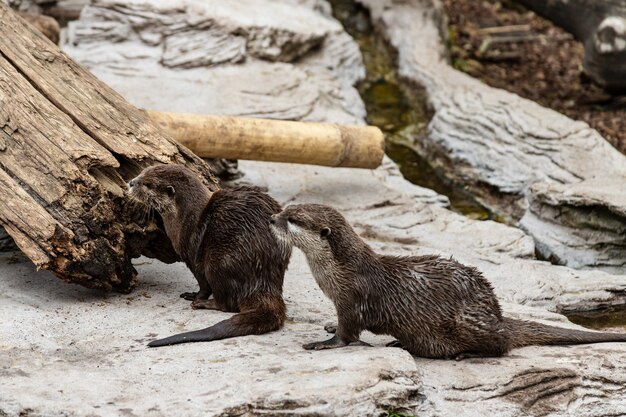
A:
[144, 110, 386, 169]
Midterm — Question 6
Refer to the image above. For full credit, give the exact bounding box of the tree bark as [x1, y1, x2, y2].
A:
[516, 0, 626, 91]
[0, 4, 217, 291]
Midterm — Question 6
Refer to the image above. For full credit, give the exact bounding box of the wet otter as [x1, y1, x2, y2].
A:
[270, 203, 626, 359]
[129, 164, 291, 347]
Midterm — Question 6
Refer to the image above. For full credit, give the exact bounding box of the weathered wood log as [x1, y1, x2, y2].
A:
[0, 4, 217, 291]
[144, 110, 385, 169]
[516, 0, 626, 91]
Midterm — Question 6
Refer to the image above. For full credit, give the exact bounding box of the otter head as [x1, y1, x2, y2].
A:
[270, 204, 345, 258]
[127, 164, 208, 219]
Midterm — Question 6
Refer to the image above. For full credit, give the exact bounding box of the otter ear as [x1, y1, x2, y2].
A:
[166, 185, 175, 196]
[320, 227, 331, 238]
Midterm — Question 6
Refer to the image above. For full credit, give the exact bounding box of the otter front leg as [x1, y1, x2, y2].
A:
[303, 314, 369, 350]
[180, 275, 212, 301]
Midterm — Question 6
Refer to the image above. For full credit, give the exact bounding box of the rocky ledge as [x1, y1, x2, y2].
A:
[2, 0, 626, 416]
[358, 0, 626, 273]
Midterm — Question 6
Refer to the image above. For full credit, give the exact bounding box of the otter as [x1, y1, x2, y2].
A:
[270, 203, 626, 359]
[128, 164, 291, 347]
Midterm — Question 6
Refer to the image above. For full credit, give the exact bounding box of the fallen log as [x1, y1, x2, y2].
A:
[144, 110, 385, 169]
[0, 3, 216, 291]
[0, 4, 386, 291]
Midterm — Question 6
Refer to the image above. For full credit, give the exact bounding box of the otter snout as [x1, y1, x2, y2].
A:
[269, 213, 290, 245]
[269, 213, 287, 228]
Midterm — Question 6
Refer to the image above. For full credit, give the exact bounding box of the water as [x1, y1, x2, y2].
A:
[329, 0, 492, 220]
[566, 307, 626, 331]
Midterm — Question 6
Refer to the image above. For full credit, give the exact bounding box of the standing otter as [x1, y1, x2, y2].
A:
[128, 164, 291, 347]
[270, 203, 626, 359]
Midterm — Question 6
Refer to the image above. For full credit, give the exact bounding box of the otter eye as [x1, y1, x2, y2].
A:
[320, 227, 331, 238]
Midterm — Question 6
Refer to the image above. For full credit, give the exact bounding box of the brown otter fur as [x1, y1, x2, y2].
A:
[129, 164, 291, 347]
[270, 203, 626, 359]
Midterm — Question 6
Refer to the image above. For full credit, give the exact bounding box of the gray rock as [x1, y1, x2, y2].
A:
[3, 159, 626, 417]
[520, 177, 626, 274]
[3, 0, 50, 13]
[161, 28, 246, 69]
[357, 0, 626, 272]
[1, 0, 622, 416]
[62, 0, 364, 124]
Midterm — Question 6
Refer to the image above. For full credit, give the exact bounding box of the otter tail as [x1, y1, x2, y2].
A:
[504, 317, 626, 349]
[148, 299, 285, 348]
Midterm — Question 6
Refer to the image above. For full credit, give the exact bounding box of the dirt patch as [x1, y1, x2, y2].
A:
[442, 0, 626, 154]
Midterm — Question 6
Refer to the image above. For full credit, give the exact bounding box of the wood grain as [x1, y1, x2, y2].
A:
[0, 4, 215, 291]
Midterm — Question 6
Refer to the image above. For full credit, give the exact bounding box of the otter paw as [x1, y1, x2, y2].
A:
[191, 299, 221, 310]
[348, 340, 372, 347]
[303, 335, 348, 350]
[324, 323, 338, 334]
[385, 340, 404, 348]
[180, 292, 198, 301]
[302, 341, 343, 350]
[453, 352, 484, 361]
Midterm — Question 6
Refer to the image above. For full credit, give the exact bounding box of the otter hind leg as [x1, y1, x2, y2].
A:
[148, 298, 285, 348]
[191, 298, 225, 310]
[451, 341, 509, 360]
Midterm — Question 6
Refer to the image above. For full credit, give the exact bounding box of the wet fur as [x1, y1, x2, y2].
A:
[129, 164, 291, 347]
[271, 204, 626, 359]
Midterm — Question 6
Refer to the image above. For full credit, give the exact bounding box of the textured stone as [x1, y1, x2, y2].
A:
[3, 0, 626, 416]
[62, 0, 363, 124]
[358, 0, 626, 272]
[520, 177, 626, 274]
[3, 158, 626, 417]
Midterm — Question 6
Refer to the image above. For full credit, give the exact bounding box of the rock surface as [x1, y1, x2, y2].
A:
[358, 0, 626, 273]
[520, 176, 626, 274]
[2, 0, 626, 416]
[62, 0, 365, 125]
[2, 0, 50, 13]
[3, 159, 626, 417]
